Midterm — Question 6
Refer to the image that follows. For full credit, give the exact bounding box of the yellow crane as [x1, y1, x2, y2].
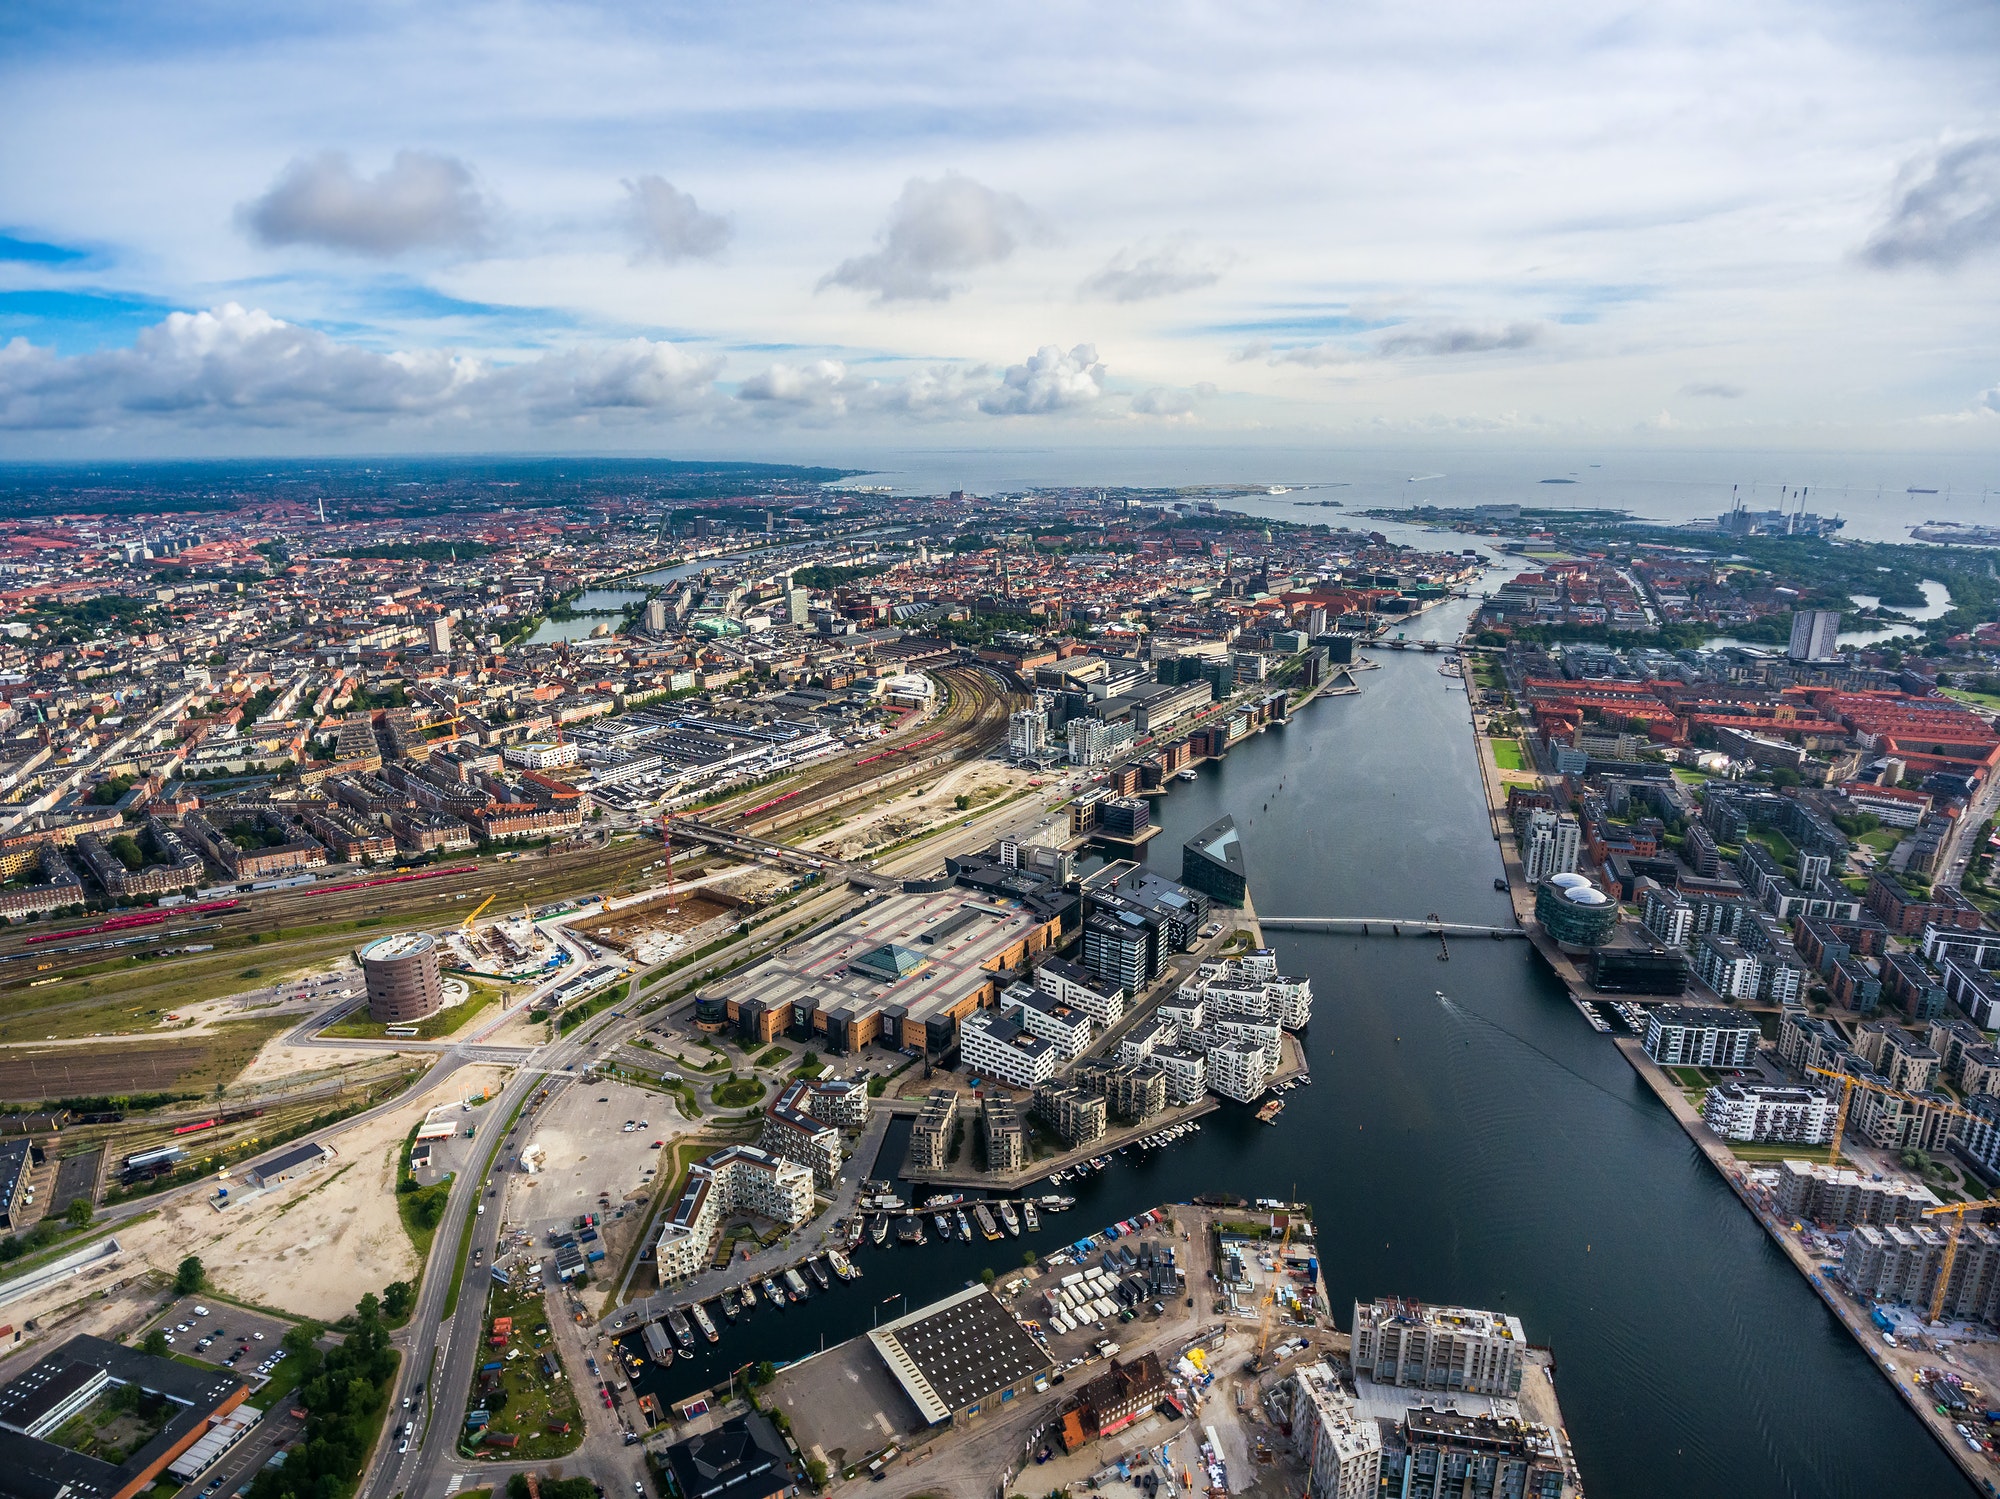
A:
[459, 892, 496, 934]
[1253, 1215, 1297, 1365]
[1923, 1198, 2000, 1325]
[1806, 1065, 1983, 1168]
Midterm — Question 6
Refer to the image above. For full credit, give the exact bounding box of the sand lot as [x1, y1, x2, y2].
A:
[111, 1063, 514, 1322]
[233, 1030, 419, 1089]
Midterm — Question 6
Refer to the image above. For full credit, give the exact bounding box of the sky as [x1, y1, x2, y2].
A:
[2, 0, 1999, 458]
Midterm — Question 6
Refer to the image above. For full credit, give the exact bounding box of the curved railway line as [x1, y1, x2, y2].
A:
[0, 663, 1018, 1037]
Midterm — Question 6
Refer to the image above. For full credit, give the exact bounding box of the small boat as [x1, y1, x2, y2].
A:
[719, 1288, 738, 1321]
[1493, 876, 1508, 892]
[827, 1248, 859, 1281]
[1022, 1201, 1040, 1233]
[1177, 768, 1197, 782]
[956, 1208, 974, 1240]
[1256, 1099, 1285, 1124]
[738, 1279, 757, 1308]
[897, 1215, 927, 1246]
[783, 1268, 810, 1302]
[923, 1192, 965, 1208]
[1038, 1194, 1074, 1212]
[934, 1212, 954, 1238]
[870, 1215, 890, 1248]
[974, 1204, 1001, 1240]
[807, 1255, 831, 1290]
[762, 1276, 784, 1306]
[666, 1307, 694, 1348]
[844, 1217, 865, 1250]
[691, 1303, 718, 1343]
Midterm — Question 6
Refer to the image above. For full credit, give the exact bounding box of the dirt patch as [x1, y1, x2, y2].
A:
[584, 895, 733, 956]
[0, 1019, 289, 1104]
[106, 1063, 513, 1321]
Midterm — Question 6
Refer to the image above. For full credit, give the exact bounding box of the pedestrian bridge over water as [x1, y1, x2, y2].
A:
[1259, 916, 1525, 939]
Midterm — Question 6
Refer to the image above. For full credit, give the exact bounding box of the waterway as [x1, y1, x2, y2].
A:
[624, 580, 1972, 1497]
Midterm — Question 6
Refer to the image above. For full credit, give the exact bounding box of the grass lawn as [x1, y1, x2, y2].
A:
[1491, 740, 1528, 772]
[1665, 1066, 1715, 1087]
[1745, 827, 1798, 864]
[1942, 687, 2000, 712]
[462, 1281, 583, 1460]
[1726, 1140, 1832, 1164]
[1670, 767, 1713, 785]
[1857, 828, 1902, 856]
[754, 1046, 792, 1068]
[711, 1075, 766, 1109]
[322, 983, 502, 1041]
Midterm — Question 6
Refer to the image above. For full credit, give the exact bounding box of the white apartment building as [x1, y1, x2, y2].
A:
[1035, 956, 1126, 1028]
[1642, 888, 1694, 948]
[655, 1145, 814, 1283]
[1693, 934, 1763, 1002]
[1643, 1005, 1760, 1068]
[959, 1009, 1059, 1090]
[502, 739, 580, 771]
[1350, 1298, 1527, 1398]
[1290, 1363, 1382, 1499]
[1700, 1083, 1837, 1145]
[1115, 1017, 1179, 1067]
[1182, 955, 1313, 1028]
[1521, 810, 1582, 885]
[1205, 1040, 1274, 1102]
[998, 983, 1095, 1061]
[1155, 1047, 1208, 1105]
[1008, 708, 1050, 762]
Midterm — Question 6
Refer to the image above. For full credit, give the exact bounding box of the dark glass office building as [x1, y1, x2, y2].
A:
[1181, 815, 1248, 907]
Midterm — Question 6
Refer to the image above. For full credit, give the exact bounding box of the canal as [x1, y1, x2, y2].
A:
[626, 587, 1971, 1497]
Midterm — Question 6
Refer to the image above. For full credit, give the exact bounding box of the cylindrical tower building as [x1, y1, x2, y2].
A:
[359, 931, 444, 1023]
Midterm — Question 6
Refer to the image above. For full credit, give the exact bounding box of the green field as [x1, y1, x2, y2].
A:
[1490, 739, 1528, 772]
[322, 983, 502, 1040]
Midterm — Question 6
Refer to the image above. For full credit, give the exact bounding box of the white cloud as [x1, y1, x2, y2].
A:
[1861, 135, 2000, 270]
[1679, 381, 1745, 398]
[0, 304, 719, 432]
[737, 345, 1105, 421]
[979, 344, 1105, 415]
[1131, 387, 1192, 417]
[1080, 244, 1227, 302]
[1376, 322, 1545, 357]
[820, 174, 1041, 302]
[623, 176, 732, 262]
[239, 150, 495, 257]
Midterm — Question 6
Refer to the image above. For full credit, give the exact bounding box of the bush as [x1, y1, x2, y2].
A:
[382, 1280, 414, 1320]
[806, 1459, 829, 1489]
[248, 1295, 398, 1499]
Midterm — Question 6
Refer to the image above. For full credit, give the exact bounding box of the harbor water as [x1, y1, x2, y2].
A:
[625, 584, 1971, 1497]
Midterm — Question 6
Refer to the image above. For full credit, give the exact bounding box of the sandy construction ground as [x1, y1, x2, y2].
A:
[233, 1031, 418, 1089]
[109, 1062, 514, 1322]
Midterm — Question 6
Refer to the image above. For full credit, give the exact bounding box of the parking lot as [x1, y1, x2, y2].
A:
[505, 1078, 690, 1276]
[147, 1295, 299, 1390]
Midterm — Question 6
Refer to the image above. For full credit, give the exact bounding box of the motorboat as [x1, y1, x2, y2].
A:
[762, 1276, 784, 1306]
[827, 1248, 860, 1281]
[998, 1202, 1021, 1237]
[956, 1208, 974, 1240]
[1022, 1201, 1040, 1233]
[666, 1307, 694, 1349]
[691, 1303, 718, 1343]
[783, 1268, 810, 1302]
[934, 1212, 954, 1238]
[870, 1215, 890, 1248]
[807, 1255, 831, 1290]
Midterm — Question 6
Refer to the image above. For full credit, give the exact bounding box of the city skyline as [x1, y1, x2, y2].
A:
[2, 1, 1999, 455]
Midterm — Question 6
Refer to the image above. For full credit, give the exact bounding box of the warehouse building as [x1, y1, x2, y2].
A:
[243, 1139, 335, 1190]
[866, 1286, 1053, 1428]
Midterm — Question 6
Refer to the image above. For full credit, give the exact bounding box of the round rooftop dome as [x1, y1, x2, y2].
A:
[1563, 884, 1609, 906]
[1549, 872, 1589, 890]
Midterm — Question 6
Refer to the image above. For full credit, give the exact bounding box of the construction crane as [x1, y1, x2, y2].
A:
[1252, 1215, 1297, 1367]
[1923, 1197, 2000, 1325]
[1806, 1066, 1983, 1168]
[459, 893, 496, 934]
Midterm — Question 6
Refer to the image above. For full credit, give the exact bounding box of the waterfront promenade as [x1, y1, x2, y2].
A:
[1613, 1036, 1997, 1496]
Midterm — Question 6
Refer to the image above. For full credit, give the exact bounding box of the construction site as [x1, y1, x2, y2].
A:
[444, 893, 569, 979]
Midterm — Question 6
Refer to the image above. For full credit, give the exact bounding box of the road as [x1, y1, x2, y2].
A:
[361, 738, 1091, 1494]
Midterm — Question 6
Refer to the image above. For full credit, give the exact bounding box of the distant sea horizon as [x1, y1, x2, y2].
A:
[0, 443, 1994, 547]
